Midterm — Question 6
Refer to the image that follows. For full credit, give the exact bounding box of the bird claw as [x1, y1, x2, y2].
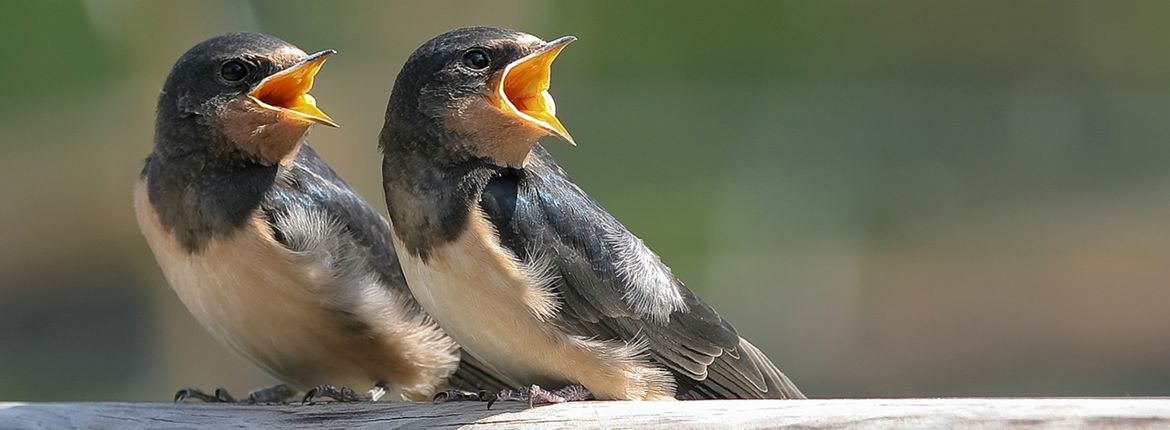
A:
[174, 383, 296, 404]
[432, 389, 488, 403]
[486, 384, 594, 409]
[174, 387, 235, 403]
[301, 383, 386, 404]
[244, 383, 297, 404]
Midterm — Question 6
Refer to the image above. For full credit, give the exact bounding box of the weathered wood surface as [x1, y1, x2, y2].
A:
[2, 398, 1169, 429]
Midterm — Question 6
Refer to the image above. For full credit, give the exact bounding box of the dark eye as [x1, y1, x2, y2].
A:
[462, 49, 490, 70]
[220, 60, 248, 81]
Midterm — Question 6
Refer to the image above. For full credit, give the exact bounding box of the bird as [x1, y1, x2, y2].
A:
[134, 32, 505, 404]
[378, 26, 805, 404]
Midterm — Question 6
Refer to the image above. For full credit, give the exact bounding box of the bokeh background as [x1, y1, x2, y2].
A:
[1, 0, 1168, 401]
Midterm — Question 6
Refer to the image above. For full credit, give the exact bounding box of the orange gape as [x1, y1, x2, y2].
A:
[248, 50, 338, 127]
[496, 36, 576, 145]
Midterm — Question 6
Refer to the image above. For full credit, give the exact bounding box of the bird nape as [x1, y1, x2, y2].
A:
[379, 26, 805, 405]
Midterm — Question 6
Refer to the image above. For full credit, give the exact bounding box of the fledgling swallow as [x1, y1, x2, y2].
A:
[378, 26, 805, 403]
[135, 32, 505, 403]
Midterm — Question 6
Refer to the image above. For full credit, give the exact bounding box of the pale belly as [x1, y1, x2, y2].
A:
[391, 208, 677, 400]
[134, 183, 453, 397]
[394, 226, 564, 387]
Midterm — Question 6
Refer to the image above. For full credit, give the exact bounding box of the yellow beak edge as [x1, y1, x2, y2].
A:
[496, 36, 576, 145]
[249, 49, 339, 128]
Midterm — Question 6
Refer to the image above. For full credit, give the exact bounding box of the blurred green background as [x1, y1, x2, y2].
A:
[1, 0, 1168, 401]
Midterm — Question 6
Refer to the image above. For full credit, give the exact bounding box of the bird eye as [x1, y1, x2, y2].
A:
[220, 60, 248, 81]
[462, 49, 490, 70]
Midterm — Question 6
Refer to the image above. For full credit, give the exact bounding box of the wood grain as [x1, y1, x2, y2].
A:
[2, 398, 1169, 429]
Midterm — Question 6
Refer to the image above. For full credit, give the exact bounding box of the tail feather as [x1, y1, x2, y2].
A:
[739, 338, 805, 399]
[673, 337, 806, 399]
[444, 351, 514, 393]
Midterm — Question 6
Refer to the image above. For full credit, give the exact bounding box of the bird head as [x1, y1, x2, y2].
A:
[384, 26, 575, 168]
[156, 32, 336, 165]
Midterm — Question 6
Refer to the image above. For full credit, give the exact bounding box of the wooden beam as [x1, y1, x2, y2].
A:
[2, 398, 1169, 429]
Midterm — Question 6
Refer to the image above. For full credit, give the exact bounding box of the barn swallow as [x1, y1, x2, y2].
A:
[135, 32, 506, 403]
[378, 26, 805, 404]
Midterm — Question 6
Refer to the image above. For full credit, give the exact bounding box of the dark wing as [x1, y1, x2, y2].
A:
[267, 145, 407, 289]
[479, 145, 804, 399]
[263, 145, 509, 392]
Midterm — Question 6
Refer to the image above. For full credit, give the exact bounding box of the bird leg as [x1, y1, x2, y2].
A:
[432, 389, 490, 403]
[174, 387, 234, 403]
[487, 384, 595, 409]
[301, 382, 388, 404]
[174, 383, 297, 404]
[244, 383, 298, 403]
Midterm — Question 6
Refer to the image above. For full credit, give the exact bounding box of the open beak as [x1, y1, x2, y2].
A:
[495, 36, 576, 145]
[248, 49, 338, 127]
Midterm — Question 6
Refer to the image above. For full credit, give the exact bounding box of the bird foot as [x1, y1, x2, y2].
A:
[487, 384, 594, 409]
[244, 383, 298, 403]
[174, 387, 234, 403]
[302, 383, 387, 404]
[174, 383, 296, 404]
[432, 389, 490, 403]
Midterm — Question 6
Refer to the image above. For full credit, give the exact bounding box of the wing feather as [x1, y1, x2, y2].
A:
[264, 146, 511, 392]
[479, 145, 803, 399]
